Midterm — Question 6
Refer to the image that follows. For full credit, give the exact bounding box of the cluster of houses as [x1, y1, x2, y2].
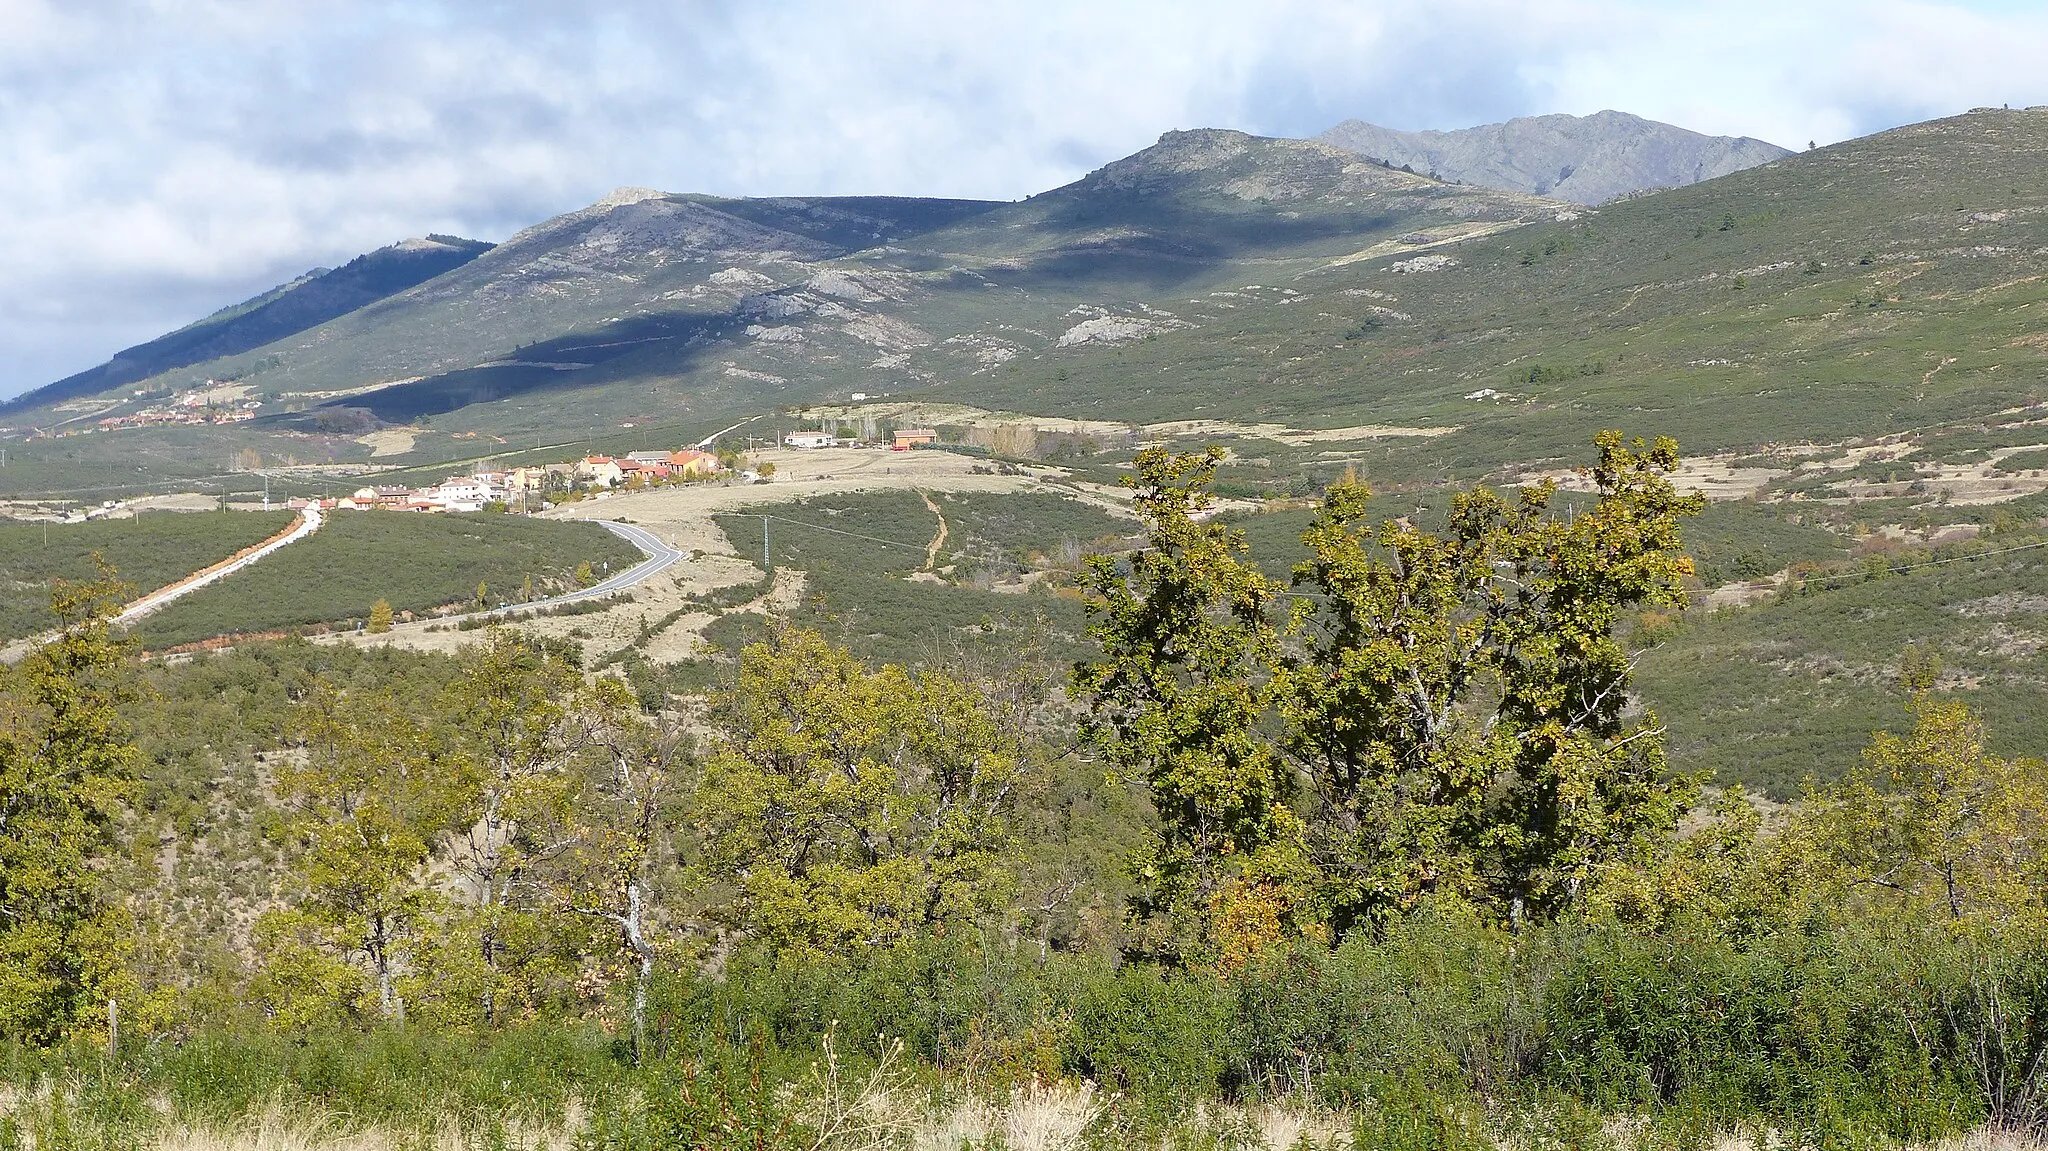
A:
[254, 426, 952, 516]
[783, 428, 938, 450]
[94, 389, 262, 432]
[284, 448, 725, 514]
[568, 448, 723, 488]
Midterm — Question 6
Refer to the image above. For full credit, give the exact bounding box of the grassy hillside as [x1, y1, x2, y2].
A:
[129, 512, 641, 648]
[931, 109, 2048, 487]
[0, 511, 294, 640]
[1639, 532, 2048, 797]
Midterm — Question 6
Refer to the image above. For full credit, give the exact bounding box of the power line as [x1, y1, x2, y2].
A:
[1790, 537, 2048, 590]
[750, 512, 939, 553]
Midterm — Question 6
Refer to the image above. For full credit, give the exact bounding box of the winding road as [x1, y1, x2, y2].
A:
[460, 520, 683, 621]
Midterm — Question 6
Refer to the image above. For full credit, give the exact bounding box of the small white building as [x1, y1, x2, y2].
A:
[783, 431, 836, 450]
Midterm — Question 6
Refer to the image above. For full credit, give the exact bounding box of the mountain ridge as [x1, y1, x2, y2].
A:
[1, 128, 1550, 437]
[1316, 109, 1792, 203]
[9, 108, 2046, 514]
[3, 235, 493, 416]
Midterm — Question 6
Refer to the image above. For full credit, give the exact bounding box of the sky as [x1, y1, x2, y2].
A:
[4, 0, 2047, 400]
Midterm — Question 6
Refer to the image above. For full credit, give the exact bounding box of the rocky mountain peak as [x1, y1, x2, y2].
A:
[595, 186, 670, 209]
[1316, 110, 1791, 204]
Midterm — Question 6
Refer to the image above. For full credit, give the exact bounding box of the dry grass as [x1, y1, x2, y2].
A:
[1592, 1119, 2048, 1151]
[142, 1106, 577, 1151]
[22, 1111, 2048, 1151]
[7, 1071, 2045, 1151]
[907, 1082, 1103, 1151]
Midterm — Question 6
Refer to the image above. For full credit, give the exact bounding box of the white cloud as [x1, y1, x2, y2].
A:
[3, 0, 2045, 398]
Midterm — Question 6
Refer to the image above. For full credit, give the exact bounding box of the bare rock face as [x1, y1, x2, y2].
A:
[1317, 110, 1792, 204]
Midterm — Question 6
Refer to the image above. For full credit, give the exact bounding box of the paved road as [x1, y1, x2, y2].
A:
[462, 519, 683, 622]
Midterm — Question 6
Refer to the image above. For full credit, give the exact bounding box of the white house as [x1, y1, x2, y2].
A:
[783, 431, 836, 449]
[425, 477, 495, 511]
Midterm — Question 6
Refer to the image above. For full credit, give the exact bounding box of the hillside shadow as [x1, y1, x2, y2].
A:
[4, 240, 491, 417]
[294, 309, 732, 424]
[276, 194, 1436, 425]
[979, 197, 1411, 294]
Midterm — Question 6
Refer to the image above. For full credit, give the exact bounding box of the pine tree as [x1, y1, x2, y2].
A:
[367, 598, 394, 634]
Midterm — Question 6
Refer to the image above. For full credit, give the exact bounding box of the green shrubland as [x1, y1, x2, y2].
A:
[0, 511, 293, 641]
[128, 512, 641, 648]
[706, 489, 1127, 667]
[4, 438, 2048, 1148]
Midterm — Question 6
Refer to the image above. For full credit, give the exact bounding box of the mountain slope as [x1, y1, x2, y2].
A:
[2, 235, 492, 416]
[16, 110, 2047, 511]
[928, 108, 2048, 479]
[0, 132, 1551, 445]
[335, 133, 1550, 428]
[1317, 110, 1791, 203]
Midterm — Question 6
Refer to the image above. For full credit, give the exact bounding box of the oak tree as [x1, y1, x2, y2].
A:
[696, 627, 1028, 956]
[0, 572, 141, 1042]
[1077, 433, 1705, 948]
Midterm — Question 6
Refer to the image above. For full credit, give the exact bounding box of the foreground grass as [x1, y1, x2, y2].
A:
[129, 512, 642, 648]
[6, 1072, 2043, 1151]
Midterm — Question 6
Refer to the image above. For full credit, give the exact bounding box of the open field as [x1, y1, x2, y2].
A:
[545, 446, 1136, 545]
[707, 486, 1130, 667]
[0, 510, 293, 641]
[327, 446, 1137, 666]
[127, 512, 641, 649]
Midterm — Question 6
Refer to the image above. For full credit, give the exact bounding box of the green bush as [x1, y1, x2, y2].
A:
[1059, 962, 1226, 1096]
[1541, 922, 1975, 1140]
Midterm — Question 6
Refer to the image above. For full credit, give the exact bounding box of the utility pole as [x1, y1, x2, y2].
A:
[761, 515, 771, 574]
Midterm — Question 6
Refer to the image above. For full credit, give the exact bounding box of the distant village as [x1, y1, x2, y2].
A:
[283, 426, 941, 514]
[92, 387, 263, 432]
